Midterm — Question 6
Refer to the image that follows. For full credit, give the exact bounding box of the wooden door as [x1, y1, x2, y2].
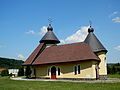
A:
[51, 66, 56, 79]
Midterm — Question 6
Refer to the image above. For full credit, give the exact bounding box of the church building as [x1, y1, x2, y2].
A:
[23, 23, 107, 80]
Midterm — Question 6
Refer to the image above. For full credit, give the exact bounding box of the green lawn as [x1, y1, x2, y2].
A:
[108, 74, 120, 78]
[0, 77, 120, 90]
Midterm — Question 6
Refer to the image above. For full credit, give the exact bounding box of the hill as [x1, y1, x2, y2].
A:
[0, 57, 24, 69]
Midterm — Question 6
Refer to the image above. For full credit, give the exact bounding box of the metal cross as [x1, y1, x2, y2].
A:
[89, 20, 92, 27]
[48, 18, 52, 24]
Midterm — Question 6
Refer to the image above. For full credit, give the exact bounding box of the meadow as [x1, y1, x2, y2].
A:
[0, 76, 120, 90]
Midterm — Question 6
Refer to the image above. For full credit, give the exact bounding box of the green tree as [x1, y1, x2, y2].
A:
[25, 66, 32, 78]
[1, 70, 9, 76]
[111, 66, 116, 74]
[18, 67, 24, 76]
[107, 65, 111, 74]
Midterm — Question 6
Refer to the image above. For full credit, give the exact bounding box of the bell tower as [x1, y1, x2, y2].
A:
[84, 25, 107, 79]
[40, 24, 60, 46]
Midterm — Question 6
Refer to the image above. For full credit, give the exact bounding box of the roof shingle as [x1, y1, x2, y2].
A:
[84, 26, 107, 53]
[23, 43, 45, 65]
[32, 42, 100, 65]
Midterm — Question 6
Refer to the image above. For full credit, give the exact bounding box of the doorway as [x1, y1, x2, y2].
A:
[95, 65, 99, 80]
[51, 66, 56, 79]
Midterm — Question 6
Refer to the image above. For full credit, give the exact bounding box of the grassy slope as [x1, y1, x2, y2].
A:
[0, 77, 120, 90]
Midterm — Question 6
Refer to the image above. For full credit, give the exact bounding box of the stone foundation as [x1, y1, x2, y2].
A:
[99, 75, 107, 80]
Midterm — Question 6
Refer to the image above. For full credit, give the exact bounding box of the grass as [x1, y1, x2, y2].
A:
[108, 74, 120, 78]
[0, 77, 120, 90]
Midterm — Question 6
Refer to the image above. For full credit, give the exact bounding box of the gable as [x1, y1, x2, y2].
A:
[23, 43, 45, 65]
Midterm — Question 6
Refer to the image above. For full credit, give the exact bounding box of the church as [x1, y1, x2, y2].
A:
[23, 23, 107, 80]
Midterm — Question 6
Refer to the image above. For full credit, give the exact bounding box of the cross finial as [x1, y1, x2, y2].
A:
[89, 20, 92, 27]
[47, 18, 53, 31]
[48, 18, 52, 25]
[88, 20, 94, 33]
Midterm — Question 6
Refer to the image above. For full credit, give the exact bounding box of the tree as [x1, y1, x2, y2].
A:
[18, 67, 24, 76]
[111, 66, 116, 74]
[25, 66, 32, 78]
[1, 69, 9, 76]
[107, 65, 111, 74]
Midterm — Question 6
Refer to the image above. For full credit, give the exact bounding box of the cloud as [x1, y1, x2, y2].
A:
[39, 26, 47, 36]
[25, 26, 48, 37]
[114, 45, 120, 51]
[17, 54, 25, 60]
[25, 25, 88, 44]
[109, 11, 118, 18]
[59, 39, 66, 45]
[109, 11, 120, 23]
[112, 17, 120, 23]
[113, 11, 118, 15]
[26, 30, 35, 35]
[60, 26, 89, 44]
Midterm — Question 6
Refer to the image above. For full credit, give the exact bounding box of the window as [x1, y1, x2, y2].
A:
[74, 66, 77, 75]
[78, 65, 80, 74]
[74, 65, 81, 75]
[104, 57, 107, 67]
[104, 57, 106, 60]
[58, 67, 60, 76]
[48, 68, 50, 76]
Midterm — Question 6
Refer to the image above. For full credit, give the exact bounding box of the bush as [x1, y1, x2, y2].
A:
[18, 67, 24, 76]
[1, 70, 9, 76]
[25, 66, 32, 78]
[107, 63, 120, 74]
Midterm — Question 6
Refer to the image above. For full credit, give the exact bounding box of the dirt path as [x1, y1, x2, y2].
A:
[11, 77, 120, 83]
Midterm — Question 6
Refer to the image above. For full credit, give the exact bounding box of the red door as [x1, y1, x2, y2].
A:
[51, 66, 56, 79]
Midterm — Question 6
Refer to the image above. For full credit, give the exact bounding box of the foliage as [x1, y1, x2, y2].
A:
[18, 67, 24, 76]
[25, 66, 32, 78]
[0, 57, 24, 69]
[107, 63, 120, 74]
[0, 77, 120, 90]
[1, 70, 9, 76]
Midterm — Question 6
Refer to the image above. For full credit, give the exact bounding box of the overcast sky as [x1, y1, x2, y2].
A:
[0, 0, 120, 63]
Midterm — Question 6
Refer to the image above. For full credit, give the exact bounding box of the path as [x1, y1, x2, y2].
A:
[11, 77, 120, 83]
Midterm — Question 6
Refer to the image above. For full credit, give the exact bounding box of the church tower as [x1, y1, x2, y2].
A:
[84, 26, 107, 79]
[23, 23, 60, 77]
[40, 24, 60, 46]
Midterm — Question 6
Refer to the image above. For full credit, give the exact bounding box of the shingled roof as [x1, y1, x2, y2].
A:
[31, 42, 100, 65]
[84, 26, 107, 53]
[23, 43, 45, 65]
[40, 24, 60, 44]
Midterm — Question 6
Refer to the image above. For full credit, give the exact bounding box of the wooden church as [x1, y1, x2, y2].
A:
[23, 24, 107, 80]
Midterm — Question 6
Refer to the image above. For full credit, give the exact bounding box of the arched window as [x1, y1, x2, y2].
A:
[58, 67, 60, 76]
[78, 65, 80, 74]
[74, 66, 77, 75]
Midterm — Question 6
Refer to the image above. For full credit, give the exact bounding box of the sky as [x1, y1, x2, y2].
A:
[0, 0, 120, 63]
